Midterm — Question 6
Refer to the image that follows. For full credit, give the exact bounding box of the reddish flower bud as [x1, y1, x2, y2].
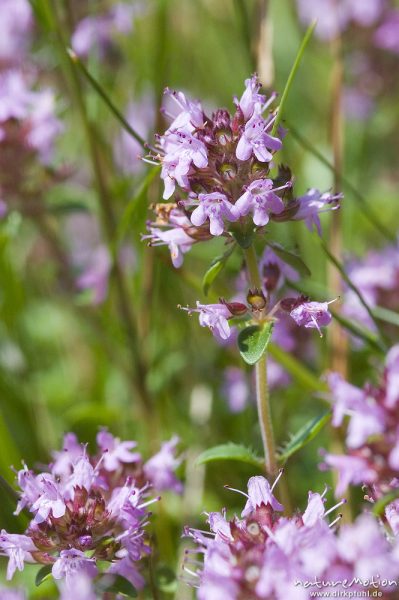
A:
[220, 298, 248, 316]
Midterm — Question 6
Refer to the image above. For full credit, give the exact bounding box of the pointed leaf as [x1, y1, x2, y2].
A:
[278, 411, 331, 463]
[196, 443, 263, 468]
[35, 565, 53, 587]
[267, 242, 311, 278]
[202, 245, 235, 296]
[231, 227, 254, 249]
[238, 322, 274, 365]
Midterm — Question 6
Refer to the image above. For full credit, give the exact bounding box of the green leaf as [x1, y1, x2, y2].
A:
[372, 489, 399, 517]
[267, 242, 311, 278]
[202, 245, 235, 296]
[35, 565, 53, 587]
[97, 574, 137, 597]
[278, 411, 331, 463]
[231, 227, 254, 249]
[238, 322, 274, 365]
[196, 443, 263, 468]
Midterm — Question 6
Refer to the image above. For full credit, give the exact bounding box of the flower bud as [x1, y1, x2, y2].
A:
[247, 288, 267, 311]
[218, 162, 237, 181]
[263, 262, 280, 292]
[220, 298, 248, 316]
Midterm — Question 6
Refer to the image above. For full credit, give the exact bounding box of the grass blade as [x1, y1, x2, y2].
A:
[67, 49, 147, 149]
[271, 21, 316, 136]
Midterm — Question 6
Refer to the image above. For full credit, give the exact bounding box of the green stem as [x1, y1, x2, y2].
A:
[271, 20, 316, 136]
[67, 50, 147, 149]
[244, 245, 277, 475]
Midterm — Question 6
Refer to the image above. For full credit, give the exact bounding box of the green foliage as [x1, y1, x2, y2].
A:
[196, 443, 264, 468]
[202, 244, 235, 295]
[237, 322, 274, 365]
[278, 411, 331, 463]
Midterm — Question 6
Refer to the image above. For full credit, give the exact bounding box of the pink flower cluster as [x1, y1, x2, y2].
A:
[322, 346, 399, 534]
[143, 76, 340, 268]
[0, 431, 182, 594]
[185, 475, 399, 599]
[343, 241, 399, 338]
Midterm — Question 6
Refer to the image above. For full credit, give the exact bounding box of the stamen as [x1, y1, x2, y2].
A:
[329, 514, 343, 528]
[271, 468, 284, 492]
[324, 498, 347, 517]
[224, 484, 249, 499]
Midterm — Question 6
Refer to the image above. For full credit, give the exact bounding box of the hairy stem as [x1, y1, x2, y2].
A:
[244, 245, 277, 475]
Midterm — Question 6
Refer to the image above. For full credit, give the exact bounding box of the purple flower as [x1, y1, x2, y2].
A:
[180, 301, 233, 340]
[296, 0, 383, 41]
[62, 454, 96, 499]
[163, 88, 204, 132]
[51, 433, 84, 478]
[337, 513, 399, 581]
[236, 74, 267, 120]
[289, 299, 334, 337]
[233, 179, 286, 226]
[107, 556, 146, 590]
[241, 476, 284, 516]
[294, 189, 341, 235]
[0, 71, 32, 124]
[144, 436, 183, 493]
[76, 245, 112, 304]
[321, 453, 377, 496]
[386, 345, 399, 409]
[14, 465, 43, 516]
[71, 3, 142, 58]
[0, 590, 26, 600]
[96, 430, 141, 471]
[0, 0, 32, 65]
[59, 572, 96, 600]
[222, 367, 249, 413]
[52, 549, 98, 584]
[236, 114, 282, 162]
[190, 192, 237, 236]
[160, 132, 208, 199]
[385, 500, 399, 536]
[114, 96, 155, 175]
[327, 372, 368, 428]
[0, 533, 35, 580]
[374, 11, 399, 54]
[328, 373, 385, 448]
[143, 224, 194, 268]
[30, 476, 66, 524]
[27, 90, 63, 164]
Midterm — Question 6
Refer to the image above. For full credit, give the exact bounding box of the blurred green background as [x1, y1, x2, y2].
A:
[1, 0, 398, 596]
